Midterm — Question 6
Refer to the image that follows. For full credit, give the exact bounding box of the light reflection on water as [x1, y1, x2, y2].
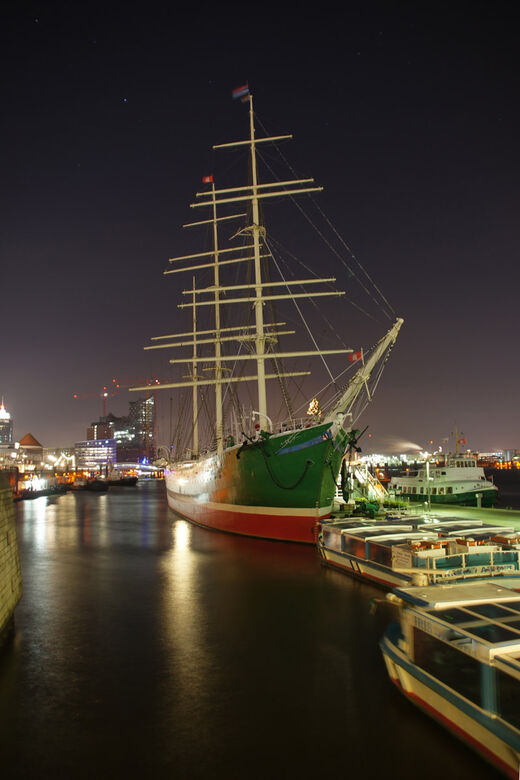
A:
[1, 482, 502, 779]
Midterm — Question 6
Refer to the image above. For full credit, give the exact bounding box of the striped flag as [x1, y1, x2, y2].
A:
[348, 351, 362, 362]
[232, 83, 250, 101]
[202, 175, 213, 183]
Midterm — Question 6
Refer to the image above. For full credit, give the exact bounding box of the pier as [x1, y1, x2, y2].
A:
[414, 503, 520, 529]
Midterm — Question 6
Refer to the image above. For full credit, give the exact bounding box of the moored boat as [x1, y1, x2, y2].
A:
[107, 476, 138, 486]
[380, 582, 520, 778]
[70, 478, 109, 492]
[132, 89, 403, 543]
[389, 452, 498, 507]
[319, 515, 520, 589]
[107, 469, 138, 487]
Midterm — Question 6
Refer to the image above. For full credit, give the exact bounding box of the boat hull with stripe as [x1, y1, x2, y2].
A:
[165, 423, 347, 543]
[381, 623, 520, 778]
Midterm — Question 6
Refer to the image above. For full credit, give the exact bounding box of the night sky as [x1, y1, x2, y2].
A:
[2, 2, 518, 454]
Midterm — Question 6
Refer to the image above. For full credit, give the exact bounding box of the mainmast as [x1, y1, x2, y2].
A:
[248, 94, 267, 420]
[210, 182, 223, 453]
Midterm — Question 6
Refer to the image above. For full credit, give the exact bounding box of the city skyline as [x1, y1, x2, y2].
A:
[2, 3, 518, 453]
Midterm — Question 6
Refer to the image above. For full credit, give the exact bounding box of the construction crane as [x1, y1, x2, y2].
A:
[73, 379, 122, 418]
[74, 378, 161, 459]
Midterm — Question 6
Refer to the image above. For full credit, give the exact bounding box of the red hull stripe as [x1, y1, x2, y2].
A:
[167, 490, 324, 543]
[391, 676, 517, 778]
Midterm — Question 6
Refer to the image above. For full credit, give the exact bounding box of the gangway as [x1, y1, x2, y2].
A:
[334, 460, 388, 506]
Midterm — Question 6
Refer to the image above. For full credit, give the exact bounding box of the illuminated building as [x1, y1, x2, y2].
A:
[85, 398, 155, 462]
[75, 439, 117, 470]
[0, 399, 13, 444]
[43, 447, 75, 471]
[87, 422, 113, 440]
[128, 396, 155, 455]
[18, 433, 44, 469]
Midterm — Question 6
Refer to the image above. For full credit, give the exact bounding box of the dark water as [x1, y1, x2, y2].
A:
[488, 470, 520, 509]
[1, 481, 503, 779]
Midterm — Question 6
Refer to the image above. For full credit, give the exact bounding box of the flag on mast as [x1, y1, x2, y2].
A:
[202, 175, 213, 183]
[348, 351, 362, 362]
[232, 83, 250, 101]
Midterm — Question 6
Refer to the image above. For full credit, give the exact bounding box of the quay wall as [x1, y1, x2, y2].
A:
[0, 472, 22, 645]
[410, 503, 520, 530]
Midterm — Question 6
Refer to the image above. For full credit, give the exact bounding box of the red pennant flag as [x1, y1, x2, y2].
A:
[202, 175, 213, 183]
[348, 351, 362, 362]
[232, 84, 250, 101]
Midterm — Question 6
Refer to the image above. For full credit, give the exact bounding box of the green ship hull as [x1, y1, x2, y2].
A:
[165, 422, 349, 543]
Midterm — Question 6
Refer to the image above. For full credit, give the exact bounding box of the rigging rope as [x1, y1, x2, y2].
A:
[253, 127, 396, 322]
[263, 235, 337, 386]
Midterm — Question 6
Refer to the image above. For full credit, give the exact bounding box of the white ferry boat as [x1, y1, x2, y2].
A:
[389, 452, 498, 507]
[380, 581, 520, 778]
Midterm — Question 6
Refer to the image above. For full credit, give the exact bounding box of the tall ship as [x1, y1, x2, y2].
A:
[133, 88, 403, 543]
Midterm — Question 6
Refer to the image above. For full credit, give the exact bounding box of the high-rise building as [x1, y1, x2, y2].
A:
[0, 399, 13, 445]
[86, 400, 155, 462]
[128, 396, 155, 457]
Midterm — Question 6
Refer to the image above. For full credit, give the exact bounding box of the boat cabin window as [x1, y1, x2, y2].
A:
[446, 487, 453, 494]
[469, 603, 515, 620]
[420, 487, 424, 494]
[368, 542, 392, 567]
[438, 487, 444, 495]
[431, 488, 437, 495]
[427, 604, 520, 644]
[342, 537, 366, 559]
[413, 628, 481, 705]
[498, 603, 520, 615]
[497, 669, 520, 731]
[427, 608, 471, 625]
[464, 623, 519, 643]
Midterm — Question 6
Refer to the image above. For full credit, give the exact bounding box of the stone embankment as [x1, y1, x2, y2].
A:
[0, 472, 22, 647]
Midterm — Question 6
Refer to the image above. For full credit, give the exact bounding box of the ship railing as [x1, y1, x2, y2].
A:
[394, 548, 520, 583]
[275, 417, 322, 433]
[223, 417, 323, 445]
